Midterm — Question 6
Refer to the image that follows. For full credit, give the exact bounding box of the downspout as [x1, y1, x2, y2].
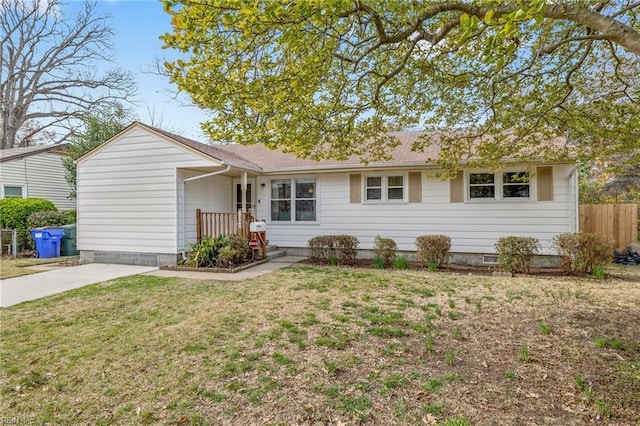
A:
[180, 164, 231, 258]
[568, 161, 581, 233]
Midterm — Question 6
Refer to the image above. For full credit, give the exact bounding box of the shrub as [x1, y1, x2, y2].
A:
[552, 232, 613, 275]
[27, 210, 71, 228]
[218, 235, 251, 266]
[373, 235, 397, 267]
[308, 235, 334, 262]
[494, 236, 540, 273]
[184, 235, 229, 268]
[394, 256, 409, 270]
[63, 209, 77, 224]
[415, 235, 451, 268]
[307, 235, 359, 265]
[373, 257, 384, 269]
[0, 198, 57, 229]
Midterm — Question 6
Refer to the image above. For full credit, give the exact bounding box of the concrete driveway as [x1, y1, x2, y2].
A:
[0, 263, 158, 308]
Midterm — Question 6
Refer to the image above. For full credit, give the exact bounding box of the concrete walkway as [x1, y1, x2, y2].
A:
[143, 256, 306, 281]
[0, 263, 158, 308]
[0, 257, 306, 308]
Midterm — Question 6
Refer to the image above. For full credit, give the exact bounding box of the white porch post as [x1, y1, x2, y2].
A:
[241, 171, 248, 213]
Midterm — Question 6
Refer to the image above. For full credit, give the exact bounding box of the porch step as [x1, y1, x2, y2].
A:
[266, 244, 280, 253]
[266, 249, 287, 261]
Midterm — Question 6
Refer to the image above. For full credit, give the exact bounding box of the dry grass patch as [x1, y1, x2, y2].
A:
[0, 256, 78, 279]
[1, 265, 639, 425]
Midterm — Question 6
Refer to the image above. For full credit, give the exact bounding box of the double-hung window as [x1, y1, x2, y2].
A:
[468, 171, 530, 201]
[365, 174, 405, 202]
[271, 178, 316, 222]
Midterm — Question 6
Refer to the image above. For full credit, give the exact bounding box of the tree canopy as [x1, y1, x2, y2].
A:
[0, 0, 136, 149]
[161, 0, 640, 170]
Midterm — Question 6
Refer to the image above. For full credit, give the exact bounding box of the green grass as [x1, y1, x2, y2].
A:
[0, 256, 79, 279]
[1, 265, 639, 424]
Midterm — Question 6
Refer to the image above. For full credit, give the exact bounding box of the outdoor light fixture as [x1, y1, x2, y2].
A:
[261, 183, 266, 189]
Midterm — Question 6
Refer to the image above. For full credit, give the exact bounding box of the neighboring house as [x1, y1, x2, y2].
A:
[76, 122, 579, 266]
[0, 144, 75, 210]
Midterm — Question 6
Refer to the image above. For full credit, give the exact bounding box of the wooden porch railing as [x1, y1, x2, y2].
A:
[196, 209, 267, 259]
[196, 209, 255, 242]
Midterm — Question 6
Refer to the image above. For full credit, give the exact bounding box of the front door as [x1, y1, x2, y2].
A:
[234, 181, 255, 213]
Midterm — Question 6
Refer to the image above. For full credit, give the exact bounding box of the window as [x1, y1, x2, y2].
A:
[502, 172, 530, 198]
[366, 177, 382, 201]
[2, 185, 24, 198]
[270, 178, 316, 222]
[469, 173, 495, 199]
[365, 174, 405, 202]
[387, 176, 404, 200]
[467, 171, 530, 201]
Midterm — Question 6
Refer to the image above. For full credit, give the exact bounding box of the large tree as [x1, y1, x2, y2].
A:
[161, 0, 640, 170]
[0, 0, 136, 149]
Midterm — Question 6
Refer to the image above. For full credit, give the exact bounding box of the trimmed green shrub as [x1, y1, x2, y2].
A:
[415, 235, 451, 268]
[495, 236, 540, 273]
[373, 235, 397, 267]
[0, 198, 57, 229]
[307, 235, 359, 265]
[552, 232, 613, 275]
[27, 210, 71, 228]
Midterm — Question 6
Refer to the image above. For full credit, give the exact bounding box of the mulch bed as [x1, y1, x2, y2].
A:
[160, 258, 268, 273]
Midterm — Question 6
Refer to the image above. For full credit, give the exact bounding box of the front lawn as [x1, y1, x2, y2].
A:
[0, 256, 78, 279]
[1, 265, 639, 424]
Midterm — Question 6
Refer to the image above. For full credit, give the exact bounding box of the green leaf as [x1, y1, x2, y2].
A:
[484, 9, 494, 24]
[460, 13, 470, 27]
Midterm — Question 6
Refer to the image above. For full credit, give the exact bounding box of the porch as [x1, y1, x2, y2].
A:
[195, 209, 267, 259]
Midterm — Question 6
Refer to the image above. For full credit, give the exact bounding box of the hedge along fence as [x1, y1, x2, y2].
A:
[308, 235, 359, 265]
[0, 198, 57, 229]
[552, 232, 613, 275]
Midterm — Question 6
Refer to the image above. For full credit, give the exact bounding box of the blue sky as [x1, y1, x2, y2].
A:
[64, 0, 209, 140]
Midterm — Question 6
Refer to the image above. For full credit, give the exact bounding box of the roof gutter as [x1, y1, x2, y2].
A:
[180, 164, 231, 258]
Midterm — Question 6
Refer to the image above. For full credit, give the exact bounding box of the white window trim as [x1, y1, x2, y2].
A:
[1, 184, 26, 199]
[268, 176, 319, 223]
[466, 169, 534, 202]
[363, 172, 408, 203]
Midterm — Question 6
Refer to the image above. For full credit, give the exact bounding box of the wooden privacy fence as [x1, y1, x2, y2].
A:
[579, 204, 638, 249]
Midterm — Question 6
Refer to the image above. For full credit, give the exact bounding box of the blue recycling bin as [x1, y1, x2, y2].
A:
[30, 228, 64, 258]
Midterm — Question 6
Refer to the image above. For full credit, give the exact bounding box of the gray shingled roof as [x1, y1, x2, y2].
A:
[137, 122, 569, 173]
[0, 143, 69, 163]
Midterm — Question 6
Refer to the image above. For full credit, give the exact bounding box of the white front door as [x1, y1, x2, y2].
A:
[234, 180, 256, 213]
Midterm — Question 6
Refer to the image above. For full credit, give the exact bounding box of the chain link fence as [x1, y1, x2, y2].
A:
[1, 229, 35, 257]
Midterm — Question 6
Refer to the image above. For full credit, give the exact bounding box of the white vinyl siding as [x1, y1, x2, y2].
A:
[180, 171, 233, 249]
[255, 164, 576, 255]
[0, 152, 74, 209]
[77, 128, 221, 254]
